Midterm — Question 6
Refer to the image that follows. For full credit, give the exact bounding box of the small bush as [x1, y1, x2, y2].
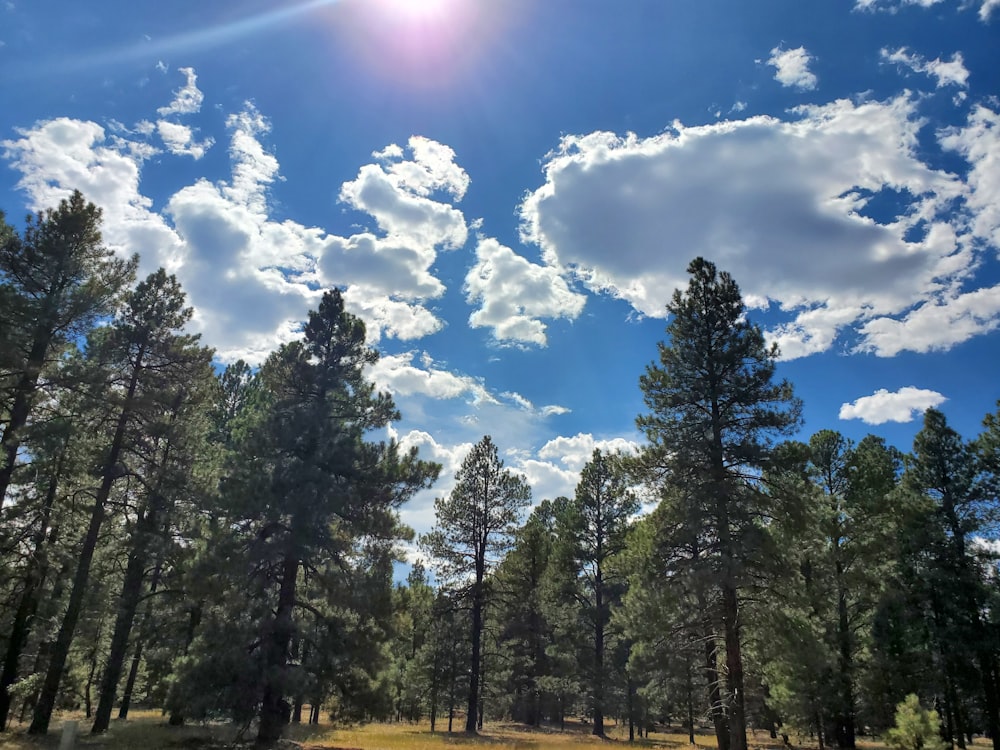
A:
[885, 694, 947, 750]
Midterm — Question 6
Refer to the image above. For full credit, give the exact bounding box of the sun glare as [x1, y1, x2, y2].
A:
[375, 0, 454, 22]
[333, 0, 510, 89]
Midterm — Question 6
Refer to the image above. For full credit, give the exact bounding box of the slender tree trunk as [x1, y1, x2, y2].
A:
[118, 637, 144, 721]
[833, 546, 856, 750]
[477, 659, 485, 731]
[118, 560, 162, 721]
[700, 606, 730, 750]
[593, 562, 605, 737]
[465, 566, 484, 733]
[0, 463, 61, 730]
[257, 554, 299, 745]
[627, 673, 635, 742]
[448, 644, 458, 734]
[977, 653, 1000, 750]
[687, 658, 696, 745]
[29, 346, 144, 735]
[429, 651, 439, 732]
[92, 502, 159, 733]
[0, 335, 50, 506]
[722, 581, 747, 750]
[168, 604, 202, 726]
[84, 613, 106, 720]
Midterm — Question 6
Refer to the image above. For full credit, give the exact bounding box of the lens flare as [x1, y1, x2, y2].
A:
[332, 0, 511, 90]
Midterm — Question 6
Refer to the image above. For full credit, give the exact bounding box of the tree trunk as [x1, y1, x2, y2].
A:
[833, 548, 856, 749]
[257, 554, 299, 745]
[722, 581, 748, 750]
[92, 502, 159, 733]
[0, 333, 50, 506]
[465, 566, 484, 733]
[687, 659, 696, 745]
[118, 560, 162, 722]
[118, 637, 144, 721]
[168, 603, 202, 726]
[593, 562, 605, 737]
[627, 673, 635, 742]
[701, 606, 730, 750]
[978, 653, 1000, 750]
[28, 346, 144, 735]
[84, 613, 106, 720]
[477, 660, 485, 731]
[0, 463, 61, 730]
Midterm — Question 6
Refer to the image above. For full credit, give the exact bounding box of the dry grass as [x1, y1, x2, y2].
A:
[0, 712, 868, 750]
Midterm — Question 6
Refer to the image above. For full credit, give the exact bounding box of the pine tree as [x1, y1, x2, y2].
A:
[562, 449, 637, 736]
[0, 191, 136, 508]
[200, 290, 438, 745]
[635, 258, 801, 750]
[28, 269, 198, 735]
[421, 436, 530, 733]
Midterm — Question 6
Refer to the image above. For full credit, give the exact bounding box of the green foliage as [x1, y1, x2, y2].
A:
[885, 694, 947, 750]
[634, 257, 801, 750]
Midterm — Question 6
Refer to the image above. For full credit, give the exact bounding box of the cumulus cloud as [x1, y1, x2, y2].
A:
[939, 105, 1000, 247]
[2, 117, 185, 274]
[369, 352, 493, 404]
[518, 94, 1000, 359]
[465, 237, 586, 346]
[156, 67, 205, 116]
[881, 47, 970, 88]
[156, 121, 214, 159]
[393, 429, 476, 534]
[339, 136, 468, 250]
[537, 433, 641, 472]
[767, 46, 818, 91]
[839, 387, 947, 424]
[2, 80, 475, 363]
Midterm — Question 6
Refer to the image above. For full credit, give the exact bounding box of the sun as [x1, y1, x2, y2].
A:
[373, 0, 456, 23]
[334, 0, 500, 89]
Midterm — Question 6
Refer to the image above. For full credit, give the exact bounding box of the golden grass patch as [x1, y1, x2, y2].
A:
[0, 713, 888, 750]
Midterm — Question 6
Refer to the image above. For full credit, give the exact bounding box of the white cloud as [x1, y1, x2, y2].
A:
[856, 0, 997, 20]
[394, 429, 476, 534]
[857, 284, 1000, 356]
[1, 117, 184, 274]
[881, 47, 970, 88]
[465, 237, 586, 346]
[518, 95, 997, 360]
[855, 0, 945, 10]
[767, 46, 818, 91]
[2, 92, 476, 364]
[839, 387, 947, 424]
[537, 433, 641, 472]
[339, 136, 468, 250]
[156, 65, 205, 117]
[939, 105, 1000, 247]
[156, 67, 204, 116]
[390, 425, 641, 535]
[156, 121, 214, 159]
[369, 352, 493, 403]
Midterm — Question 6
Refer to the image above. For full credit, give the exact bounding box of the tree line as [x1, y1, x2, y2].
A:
[1, 193, 999, 749]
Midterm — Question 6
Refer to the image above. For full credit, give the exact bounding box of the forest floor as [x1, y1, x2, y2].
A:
[0, 713, 890, 750]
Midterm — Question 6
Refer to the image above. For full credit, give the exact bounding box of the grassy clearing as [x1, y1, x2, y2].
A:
[0, 712, 878, 750]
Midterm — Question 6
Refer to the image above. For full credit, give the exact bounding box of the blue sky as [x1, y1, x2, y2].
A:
[2, 0, 999, 537]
